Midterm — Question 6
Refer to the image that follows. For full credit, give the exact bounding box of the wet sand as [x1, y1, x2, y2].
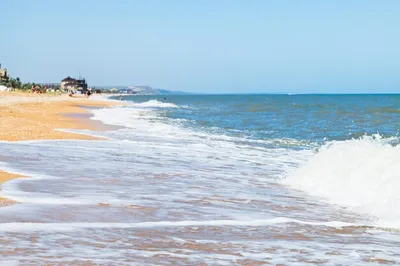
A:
[0, 92, 119, 205]
[0, 170, 25, 206]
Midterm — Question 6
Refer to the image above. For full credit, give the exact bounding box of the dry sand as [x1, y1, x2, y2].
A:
[0, 92, 120, 205]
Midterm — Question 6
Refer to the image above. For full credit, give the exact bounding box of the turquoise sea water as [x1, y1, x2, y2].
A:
[121, 94, 399, 143]
[0, 94, 399, 264]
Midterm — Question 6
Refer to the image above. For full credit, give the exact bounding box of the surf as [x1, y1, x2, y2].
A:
[282, 135, 400, 227]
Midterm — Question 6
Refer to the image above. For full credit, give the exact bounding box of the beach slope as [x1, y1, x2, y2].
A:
[0, 92, 118, 204]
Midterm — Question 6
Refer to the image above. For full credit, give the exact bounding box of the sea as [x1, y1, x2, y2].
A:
[0, 94, 399, 265]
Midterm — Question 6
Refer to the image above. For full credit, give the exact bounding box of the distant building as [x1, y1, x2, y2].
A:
[61, 76, 88, 92]
[61, 76, 76, 89]
[0, 63, 9, 83]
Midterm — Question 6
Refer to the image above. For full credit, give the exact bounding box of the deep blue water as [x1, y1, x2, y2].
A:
[118, 94, 400, 144]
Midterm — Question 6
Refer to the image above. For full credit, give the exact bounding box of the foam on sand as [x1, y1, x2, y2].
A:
[0, 217, 357, 232]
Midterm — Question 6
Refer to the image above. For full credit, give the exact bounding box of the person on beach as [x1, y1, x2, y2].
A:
[86, 89, 92, 98]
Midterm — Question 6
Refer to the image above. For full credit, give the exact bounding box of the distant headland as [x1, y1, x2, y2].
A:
[96, 85, 191, 95]
[0, 63, 189, 95]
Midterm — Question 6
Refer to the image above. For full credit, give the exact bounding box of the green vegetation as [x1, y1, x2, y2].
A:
[0, 77, 21, 89]
[0, 75, 63, 93]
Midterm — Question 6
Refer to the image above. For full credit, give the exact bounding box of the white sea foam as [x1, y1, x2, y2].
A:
[89, 106, 308, 177]
[90, 104, 314, 150]
[282, 135, 400, 227]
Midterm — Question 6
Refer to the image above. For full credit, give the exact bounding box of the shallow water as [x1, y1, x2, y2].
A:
[0, 94, 399, 265]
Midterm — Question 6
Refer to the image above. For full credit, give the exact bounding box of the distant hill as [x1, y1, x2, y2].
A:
[128, 86, 191, 95]
[96, 85, 191, 95]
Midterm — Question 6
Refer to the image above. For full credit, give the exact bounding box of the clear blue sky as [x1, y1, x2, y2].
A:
[1, 0, 400, 93]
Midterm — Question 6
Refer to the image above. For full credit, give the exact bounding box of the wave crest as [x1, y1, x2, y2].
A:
[132, 100, 178, 108]
[282, 135, 400, 227]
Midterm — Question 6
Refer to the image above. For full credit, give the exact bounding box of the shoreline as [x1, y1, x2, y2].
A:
[0, 92, 120, 206]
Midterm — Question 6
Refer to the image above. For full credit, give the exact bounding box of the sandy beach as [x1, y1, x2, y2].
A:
[0, 92, 118, 205]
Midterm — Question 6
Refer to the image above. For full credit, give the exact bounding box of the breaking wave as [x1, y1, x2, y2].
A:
[282, 135, 400, 227]
[130, 99, 179, 108]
